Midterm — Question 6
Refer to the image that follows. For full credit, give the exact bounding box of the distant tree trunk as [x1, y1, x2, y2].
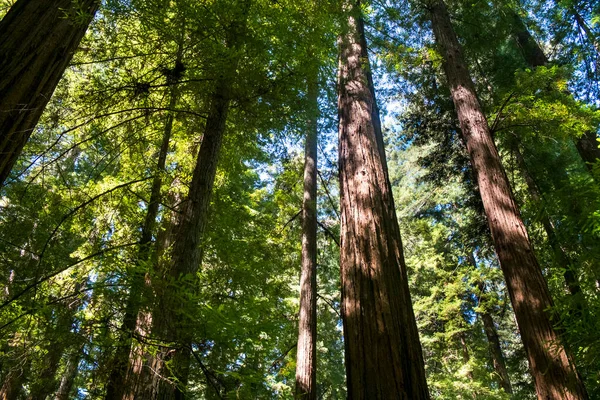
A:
[0, 0, 99, 186]
[0, 358, 29, 400]
[458, 332, 475, 381]
[512, 146, 582, 297]
[105, 60, 181, 400]
[137, 14, 246, 392]
[28, 300, 80, 400]
[430, 1, 588, 398]
[337, 2, 430, 398]
[572, 9, 600, 56]
[511, 11, 600, 176]
[55, 343, 84, 400]
[480, 310, 513, 394]
[295, 78, 319, 400]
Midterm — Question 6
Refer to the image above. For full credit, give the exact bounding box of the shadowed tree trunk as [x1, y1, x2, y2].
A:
[55, 344, 84, 400]
[511, 11, 600, 176]
[0, 0, 99, 187]
[337, 1, 430, 398]
[511, 145, 582, 297]
[430, 1, 588, 398]
[295, 78, 319, 400]
[136, 10, 247, 396]
[104, 55, 181, 400]
[469, 252, 513, 394]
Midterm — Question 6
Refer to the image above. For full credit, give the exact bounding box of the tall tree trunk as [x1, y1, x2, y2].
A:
[572, 9, 600, 56]
[295, 79, 319, 400]
[512, 146, 582, 297]
[337, 2, 430, 398]
[458, 332, 475, 381]
[105, 60, 181, 400]
[430, 2, 588, 398]
[0, 0, 99, 187]
[28, 299, 81, 400]
[55, 343, 84, 400]
[469, 252, 514, 394]
[511, 11, 600, 176]
[137, 12, 247, 392]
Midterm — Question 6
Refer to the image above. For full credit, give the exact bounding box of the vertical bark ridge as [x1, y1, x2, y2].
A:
[295, 78, 319, 400]
[430, 1, 588, 398]
[337, 2, 429, 398]
[0, 0, 99, 186]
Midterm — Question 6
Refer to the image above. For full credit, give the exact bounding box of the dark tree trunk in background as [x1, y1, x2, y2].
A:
[480, 310, 513, 394]
[55, 344, 83, 400]
[512, 146, 582, 297]
[430, 1, 588, 398]
[337, 1, 430, 398]
[0, 0, 99, 186]
[137, 10, 247, 392]
[294, 79, 319, 400]
[511, 12, 600, 176]
[105, 56, 181, 400]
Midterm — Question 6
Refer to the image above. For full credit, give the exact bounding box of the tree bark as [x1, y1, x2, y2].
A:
[0, 0, 99, 186]
[510, 12, 600, 176]
[430, 1, 588, 398]
[337, 2, 430, 398]
[295, 79, 319, 400]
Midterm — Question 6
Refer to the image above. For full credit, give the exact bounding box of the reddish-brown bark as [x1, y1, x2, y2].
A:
[0, 0, 99, 186]
[430, 1, 588, 398]
[337, 2, 429, 398]
[295, 79, 319, 400]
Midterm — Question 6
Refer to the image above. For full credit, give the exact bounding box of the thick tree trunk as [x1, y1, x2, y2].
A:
[430, 2, 588, 398]
[337, 2, 430, 398]
[295, 79, 319, 400]
[511, 12, 600, 176]
[0, 0, 99, 186]
[105, 68, 180, 400]
[512, 146, 582, 297]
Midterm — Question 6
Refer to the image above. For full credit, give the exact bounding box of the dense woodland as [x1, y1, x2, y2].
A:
[0, 0, 599, 398]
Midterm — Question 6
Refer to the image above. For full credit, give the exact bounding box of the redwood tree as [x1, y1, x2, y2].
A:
[0, 0, 99, 186]
[295, 79, 319, 400]
[337, 1, 429, 398]
[430, 1, 588, 398]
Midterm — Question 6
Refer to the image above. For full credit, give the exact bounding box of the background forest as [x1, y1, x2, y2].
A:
[0, 0, 599, 398]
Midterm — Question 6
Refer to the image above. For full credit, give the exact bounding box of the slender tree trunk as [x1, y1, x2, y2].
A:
[511, 12, 600, 176]
[0, 0, 99, 186]
[572, 9, 600, 56]
[55, 344, 84, 400]
[28, 301, 80, 400]
[480, 310, 513, 394]
[105, 61, 181, 400]
[138, 13, 247, 392]
[295, 79, 319, 400]
[337, 2, 430, 398]
[468, 253, 514, 395]
[512, 146, 582, 297]
[430, 2, 588, 398]
[458, 332, 475, 381]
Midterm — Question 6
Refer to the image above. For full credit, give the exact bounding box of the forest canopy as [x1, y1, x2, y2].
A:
[0, 0, 599, 399]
